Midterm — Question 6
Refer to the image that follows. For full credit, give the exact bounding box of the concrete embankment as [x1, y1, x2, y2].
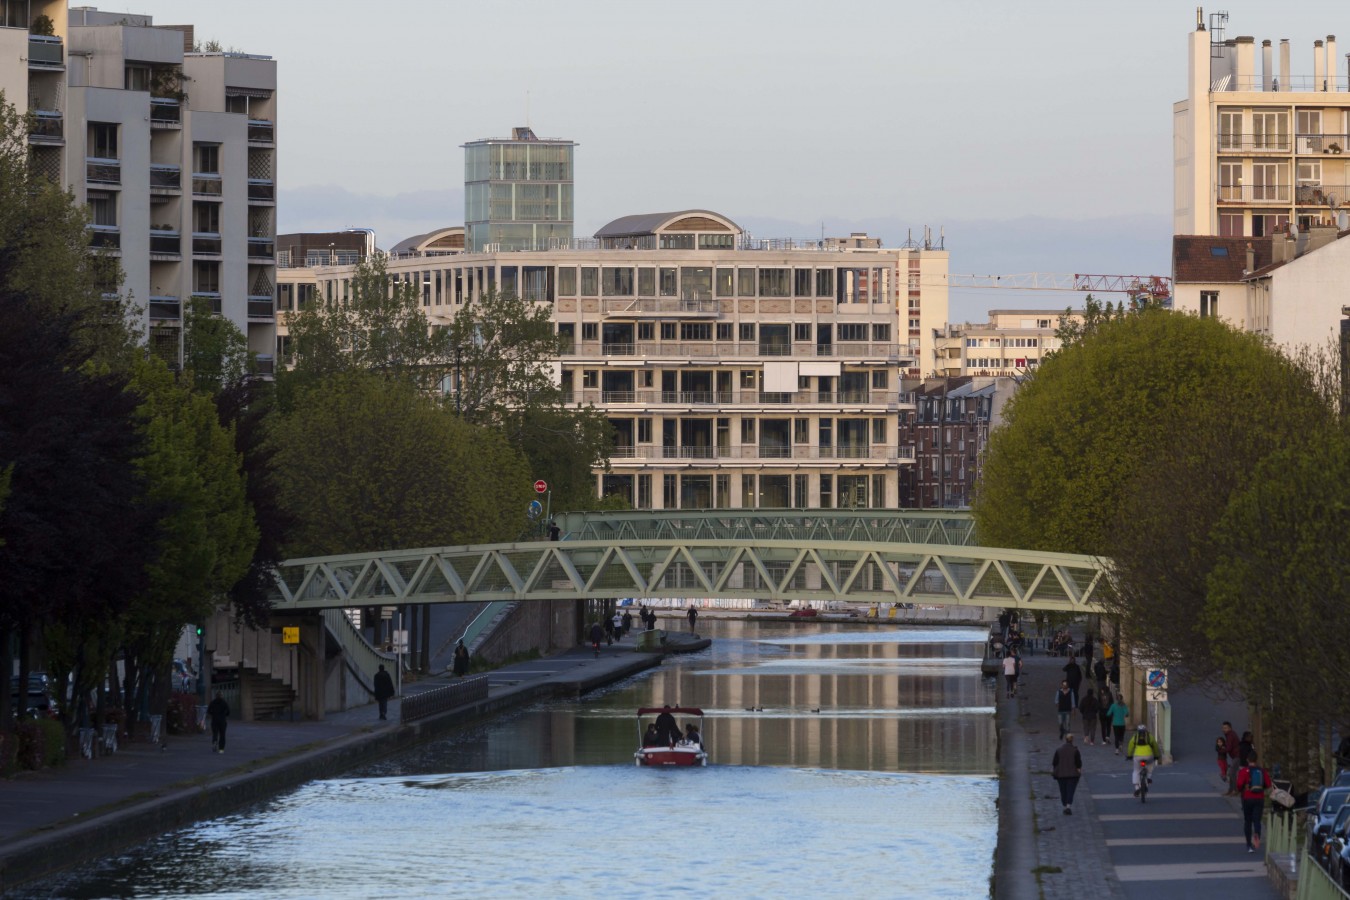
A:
[0, 645, 664, 894]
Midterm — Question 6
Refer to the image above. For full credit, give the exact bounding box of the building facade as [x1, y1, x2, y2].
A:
[898, 377, 1013, 509]
[1175, 9, 1350, 240]
[0, 3, 277, 369]
[277, 210, 951, 509]
[463, 126, 574, 253]
[931, 310, 1068, 378]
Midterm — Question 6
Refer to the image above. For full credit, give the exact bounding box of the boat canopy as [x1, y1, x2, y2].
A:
[637, 707, 704, 716]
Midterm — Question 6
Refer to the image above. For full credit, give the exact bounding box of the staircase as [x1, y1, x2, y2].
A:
[241, 670, 295, 719]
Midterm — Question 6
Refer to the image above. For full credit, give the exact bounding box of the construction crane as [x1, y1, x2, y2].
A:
[932, 273, 1173, 306]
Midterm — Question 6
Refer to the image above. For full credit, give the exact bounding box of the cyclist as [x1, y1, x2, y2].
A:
[1127, 722, 1161, 796]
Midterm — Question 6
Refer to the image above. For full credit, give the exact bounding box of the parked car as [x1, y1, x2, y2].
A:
[1321, 805, 1350, 876]
[1309, 787, 1350, 864]
[9, 673, 58, 719]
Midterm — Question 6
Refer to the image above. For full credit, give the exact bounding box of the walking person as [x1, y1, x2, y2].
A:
[1079, 688, 1101, 746]
[1097, 689, 1114, 748]
[589, 620, 605, 657]
[1229, 730, 1255, 795]
[611, 610, 624, 642]
[603, 614, 615, 645]
[1236, 749, 1269, 853]
[1052, 732, 1083, 815]
[687, 605, 698, 631]
[621, 610, 633, 637]
[452, 641, 470, 678]
[1218, 721, 1239, 791]
[1092, 657, 1108, 697]
[373, 663, 395, 721]
[1106, 693, 1130, 754]
[1062, 655, 1083, 706]
[207, 690, 230, 753]
[1002, 652, 1018, 698]
[1055, 680, 1075, 739]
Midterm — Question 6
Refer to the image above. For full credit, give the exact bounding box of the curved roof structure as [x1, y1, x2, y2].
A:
[594, 210, 741, 239]
[390, 226, 466, 255]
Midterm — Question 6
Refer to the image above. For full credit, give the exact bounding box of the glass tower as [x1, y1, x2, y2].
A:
[463, 127, 575, 252]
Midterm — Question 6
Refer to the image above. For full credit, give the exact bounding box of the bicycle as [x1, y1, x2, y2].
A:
[1137, 758, 1150, 803]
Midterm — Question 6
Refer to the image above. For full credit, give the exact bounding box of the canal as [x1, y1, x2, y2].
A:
[38, 618, 998, 899]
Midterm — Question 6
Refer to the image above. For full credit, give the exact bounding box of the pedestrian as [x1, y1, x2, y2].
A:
[1218, 720, 1239, 790]
[1097, 688, 1113, 747]
[1082, 633, 1094, 666]
[687, 605, 698, 631]
[1079, 687, 1101, 746]
[1002, 651, 1018, 698]
[1062, 655, 1082, 706]
[373, 663, 395, 721]
[1236, 749, 1269, 853]
[1230, 730, 1255, 795]
[452, 641, 470, 678]
[589, 620, 604, 657]
[1055, 680, 1075, 739]
[1052, 732, 1082, 815]
[1108, 657, 1120, 688]
[1106, 693, 1130, 753]
[603, 614, 615, 645]
[621, 610, 633, 636]
[611, 610, 623, 641]
[645, 608, 656, 631]
[207, 689, 230, 753]
[1092, 657, 1108, 696]
[548, 520, 560, 541]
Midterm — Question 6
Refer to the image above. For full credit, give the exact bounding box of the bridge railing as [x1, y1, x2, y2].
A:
[321, 608, 395, 691]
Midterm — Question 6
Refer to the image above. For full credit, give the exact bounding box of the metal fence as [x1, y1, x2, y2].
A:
[400, 675, 489, 724]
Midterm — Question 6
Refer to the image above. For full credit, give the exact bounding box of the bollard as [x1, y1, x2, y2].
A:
[149, 714, 163, 744]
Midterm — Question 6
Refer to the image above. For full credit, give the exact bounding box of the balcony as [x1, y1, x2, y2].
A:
[602, 445, 907, 464]
[567, 341, 907, 362]
[1217, 134, 1291, 154]
[27, 35, 63, 70]
[247, 119, 274, 145]
[88, 225, 120, 251]
[192, 232, 222, 256]
[247, 237, 275, 261]
[192, 173, 223, 197]
[246, 179, 275, 203]
[149, 230, 181, 258]
[251, 354, 275, 377]
[1294, 184, 1350, 206]
[149, 164, 181, 193]
[149, 99, 181, 128]
[86, 158, 120, 186]
[1217, 183, 1291, 204]
[575, 389, 905, 408]
[247, 298, 274, 319]
[1296, 134, 1350, 155]
[601, 297, 720, 316]
[148, 296, 181, 322]
[27, 111, 63, 144]
[192, 292, 222, 314]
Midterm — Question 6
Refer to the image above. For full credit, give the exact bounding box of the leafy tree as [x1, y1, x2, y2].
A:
[973, 311, 1331, 673]
[274, 373, 532, 557]
[183, 295, 249, 393]
[0, 295, 156, 732]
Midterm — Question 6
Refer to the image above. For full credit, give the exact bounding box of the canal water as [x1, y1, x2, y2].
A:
[36, 619, 998, 899]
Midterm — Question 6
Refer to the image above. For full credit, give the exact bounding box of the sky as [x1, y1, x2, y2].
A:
[116, 0, 1350, 320]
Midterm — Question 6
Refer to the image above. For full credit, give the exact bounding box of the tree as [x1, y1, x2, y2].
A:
[183, 295, 249, 393]
[274, 373, 533, 558]
[973, 311, 1331, 673]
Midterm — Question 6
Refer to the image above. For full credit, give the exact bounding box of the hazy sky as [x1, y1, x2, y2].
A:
[118, 1, 1350, 319]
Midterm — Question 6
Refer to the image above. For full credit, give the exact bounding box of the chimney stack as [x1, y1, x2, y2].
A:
[1246, 242, 1255, 273]
[1280, 39, 1291, 92]
[1316, 39, 1327, 91]
[1262, 40, 1273, 90]
[1235, 36, 1256, 89]
[1329, 37, 1339, 90]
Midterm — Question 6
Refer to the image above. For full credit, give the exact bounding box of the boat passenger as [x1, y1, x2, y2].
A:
[654, 706, 680, 746]
[643, 724, 662, 747]
[683, 724, 703, 749]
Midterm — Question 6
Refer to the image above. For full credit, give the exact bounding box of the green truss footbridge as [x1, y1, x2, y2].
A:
[271, 510, 1107, 614]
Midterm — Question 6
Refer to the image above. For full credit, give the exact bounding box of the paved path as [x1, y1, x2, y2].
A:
[0, 639, 662, 848]
[1007, 651, 1277, 900]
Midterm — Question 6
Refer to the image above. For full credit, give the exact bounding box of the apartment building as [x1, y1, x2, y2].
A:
[898, 377, 1014, 509]
[0, 3, 277, 369]
[277, 209, 951, 509]
[1175, 9, 1350, 239]
[463, 126, 574, 252]
[931, 310, 1068, 378]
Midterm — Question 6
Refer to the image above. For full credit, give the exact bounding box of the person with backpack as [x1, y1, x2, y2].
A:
[1055, 681, 1075, 739]
[1236, 749, 1269, 853]
[1127, 723, 1160, 796]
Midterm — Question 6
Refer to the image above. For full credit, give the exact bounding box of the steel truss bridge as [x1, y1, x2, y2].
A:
[272, 510, 1108, 614]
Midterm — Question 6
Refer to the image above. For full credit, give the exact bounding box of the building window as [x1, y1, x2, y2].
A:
[815, 269, 834, 297]
[740, 370, 757, 389]
[638, 267, 656, 296]
[660, 322, 676, 340]
[794, 323, 812, 342]
[1219, 212, 1243, 237]
[758, 268, 790, 297]
[871, 370, 889, 389]
[580, 267, 598, 296]
[660, 234, 695, 250]
[601, 267, 634, 296]
[638, 322, 655, 341]
[794, 269, 813, 297]
[819, 474, 833, 508]
[738, 268, 756, 297]
[1200, 290, 1219, 318]
[715, 268, 734, 297]
[582, 370, 598, 388]
[557, 322, 575, 351]
[582, 322, 598, 341]
[739, 323, 756, 342]
[659, 268, 677, 297]
[794, 418, 809, 443]
[698, 233, 733, 249]
[872, 323, 891, 341]
[637, 418, 652, 443]
[740, 419, 755, 443]
[194, 142, 219, 174]
[87, 193, 116, 227]
[716, 323, 732, 341]
[872, 418, 886, 443]
[839, 324, 867, 342]
[557, 267, 577, 296]
[641, 370, 654, 387]
[89, 123, 118, 159]
[681, 323, 711, 341]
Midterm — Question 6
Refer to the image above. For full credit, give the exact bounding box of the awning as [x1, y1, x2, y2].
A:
[799, 361, 842, 377]
[763, 361, 798, 392]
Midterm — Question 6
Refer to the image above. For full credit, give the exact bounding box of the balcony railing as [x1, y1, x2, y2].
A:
[27, 35, 63, 69]
[252, 354, 276, 377]
[149, 164, 181, 192]
[88, 225, 120, 250]
[192, 292, 222, 314]
[1215, 75, 1350, 93]
[1217, 134, 1291, 154]
[247, 179, 275, 202]
[1294, 183, 1350, 205]
[601, 297, 721, 315]
[1217, 183, 1291, 203]
[1297, 134, 1350, 155]
[568, 341, 907, 362]
[86, 158, 120, 185]
[192, 232, 222, 255]
[605, 445, 911, 463]
[247, 119, 274, 144]
[148, 296, 181, 322]
[149, 231, 181, 256]
[149, 99, 181, 127]
[247, 298, 274, 318]
[247, 238, 275, 260]
[28, 111, 62, 143]
[192, 173, 223, 197]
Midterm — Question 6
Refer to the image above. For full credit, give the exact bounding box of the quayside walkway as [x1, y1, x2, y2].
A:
[998, 652, 1277, 900]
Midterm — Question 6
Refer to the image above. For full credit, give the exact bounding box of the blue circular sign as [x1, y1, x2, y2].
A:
[527, 500, 543, 519]
[1147, 669, 1167, 688]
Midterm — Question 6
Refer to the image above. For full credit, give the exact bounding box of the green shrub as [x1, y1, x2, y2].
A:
[36, 719, 65, 767]
[15, 720, 43, 770]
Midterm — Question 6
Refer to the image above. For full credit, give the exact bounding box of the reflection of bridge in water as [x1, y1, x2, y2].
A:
[272, 510, 1107, 615]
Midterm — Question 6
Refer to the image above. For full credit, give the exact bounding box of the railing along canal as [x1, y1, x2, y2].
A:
[400, 674, 489, 724]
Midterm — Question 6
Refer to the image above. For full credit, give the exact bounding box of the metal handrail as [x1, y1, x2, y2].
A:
[320, 608, 395, 692]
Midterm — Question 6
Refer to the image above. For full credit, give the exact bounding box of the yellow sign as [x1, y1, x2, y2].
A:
[282, 626, 300, 645]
